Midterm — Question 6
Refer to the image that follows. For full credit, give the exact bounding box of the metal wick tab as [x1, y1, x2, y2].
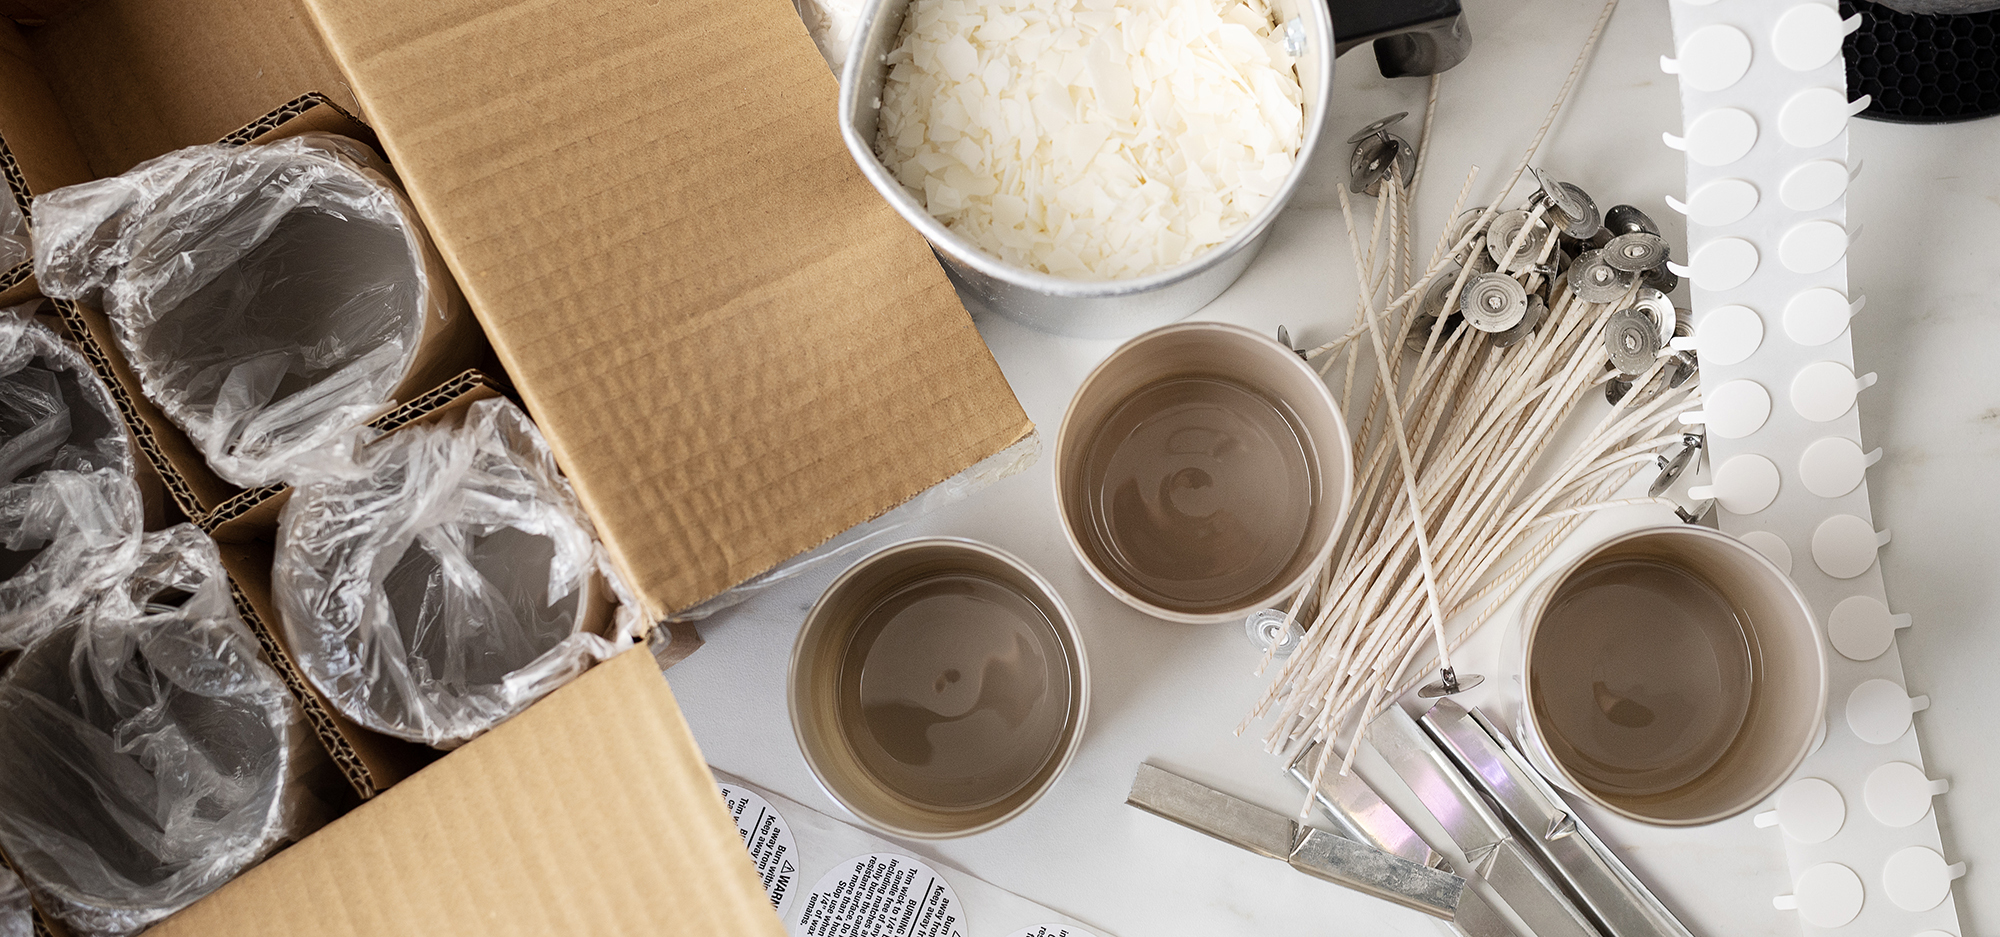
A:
[1649, 432, 1704, 498]
[1347, 113, 1416, 196]
[1418, 665, 1485, 698]
[1246, 608, 1304, 657]
[1276, 325, 1309, 360]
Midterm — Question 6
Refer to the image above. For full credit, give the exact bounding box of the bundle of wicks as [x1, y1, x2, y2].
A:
[1241, 0, 1705, 808]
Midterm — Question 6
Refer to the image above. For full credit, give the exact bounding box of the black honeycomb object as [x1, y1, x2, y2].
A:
[1844, 0, 2000, 123]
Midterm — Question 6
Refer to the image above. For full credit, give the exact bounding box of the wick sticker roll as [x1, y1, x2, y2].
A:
[798, 853, 967, 937]
[717, 782, 800, 916]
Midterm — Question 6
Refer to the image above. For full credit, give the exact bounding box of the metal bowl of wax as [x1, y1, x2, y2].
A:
[838, 0, 1334, 338]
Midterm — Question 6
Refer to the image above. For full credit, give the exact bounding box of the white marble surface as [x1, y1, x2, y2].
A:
[667, 1, 1995, 934]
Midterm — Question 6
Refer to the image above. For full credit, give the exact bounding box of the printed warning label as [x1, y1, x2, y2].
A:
[718, 782, 800, 916]
[796, 852, 966, 937]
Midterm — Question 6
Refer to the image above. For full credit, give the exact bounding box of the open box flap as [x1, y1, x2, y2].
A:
[298, 0, 1034, 620]
[144, 647, 788, 937]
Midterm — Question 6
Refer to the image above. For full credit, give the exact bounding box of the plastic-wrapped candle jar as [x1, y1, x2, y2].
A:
[0, 526, 304, 937]
[274, 398, 623, 748]
[29, 133, 467, 488]
[0, 314, 141, 648]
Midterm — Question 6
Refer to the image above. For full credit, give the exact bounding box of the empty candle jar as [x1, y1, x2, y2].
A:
[0, 526, 305, 937]
[29, 133, 469, 487]
[274, 398, 619, 748]
[790, 537, 1088, 838]
[1056, 322, 1351, 623]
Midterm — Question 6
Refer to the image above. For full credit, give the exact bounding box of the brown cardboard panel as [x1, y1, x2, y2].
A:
[302, 0, 1034, 619]
[146, 647, 788, 937]
[0, 18, 87, 309]
[0, 19, 87, 200]
[22, 0, 360, 178]
[0, 1, 75, 23]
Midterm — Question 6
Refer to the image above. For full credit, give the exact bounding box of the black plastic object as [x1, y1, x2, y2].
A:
[1844, 0, 2000, 123]
[1330, 0, 1472, 78]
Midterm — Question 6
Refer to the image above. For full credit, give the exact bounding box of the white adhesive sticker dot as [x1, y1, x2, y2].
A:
[1776, 778, 1845, 844]
[1784, 287, 1854, 346]
[1740, 531, 1793, 574]
[718, 782, 801, 917]
[1687, 178, 1760, 226]
[1814, 513, 1884, 579]
[1775, 862, 1864, 928]
[1866, 762, 1946, 828]
[1847, 678, 1925, 744]
[1773, 4, 1846, 71]
[1686, 108, 1759, 166]
[1883, 846, 1960, 912]
[1829, 594, 1908, 661]
[799, 854, 967, 937]
[1692, 237, 1760, 291]
[1780, 88, 1851, 148]
[1792, 360, 1867, 422]
[1800, 436, 1870, 498]
[1688, 378, 1771, 439]
[1698, 453, 1780, 515]
[1005, 927, 1104, 937]
[1678, 24, 1754, 91]
[1780, 220, 1849, 273]
[1780, 159, 1849, 211]
[1697, 304, 1764, 365]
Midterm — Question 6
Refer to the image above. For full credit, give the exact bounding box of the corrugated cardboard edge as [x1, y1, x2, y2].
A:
[223, 576, 381, 799]
[49, 297, 206, 519]
[203, 368, 504, 539]
[145, 647, 789, 937]
[219, 91, 372, 149]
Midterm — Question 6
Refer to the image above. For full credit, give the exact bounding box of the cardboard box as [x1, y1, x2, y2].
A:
[0, 0, 1032, 932]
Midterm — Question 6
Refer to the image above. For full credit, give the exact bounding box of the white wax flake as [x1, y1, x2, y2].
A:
[875, 0, 1304, 280]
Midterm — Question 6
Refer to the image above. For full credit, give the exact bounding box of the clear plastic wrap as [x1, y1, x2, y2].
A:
[275, 397, 627, 749]
[0, 311, 141, 650]
[29, 133, 454, 488]
[0, 469, 142, 652]
[0, 525, 303, 937]
[0, 311, 130, 486]
[0, 194, 27, 274]
[0, 863, 29, 937]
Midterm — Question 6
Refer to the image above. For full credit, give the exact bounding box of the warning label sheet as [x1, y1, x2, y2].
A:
[796, 852, 967, 937]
